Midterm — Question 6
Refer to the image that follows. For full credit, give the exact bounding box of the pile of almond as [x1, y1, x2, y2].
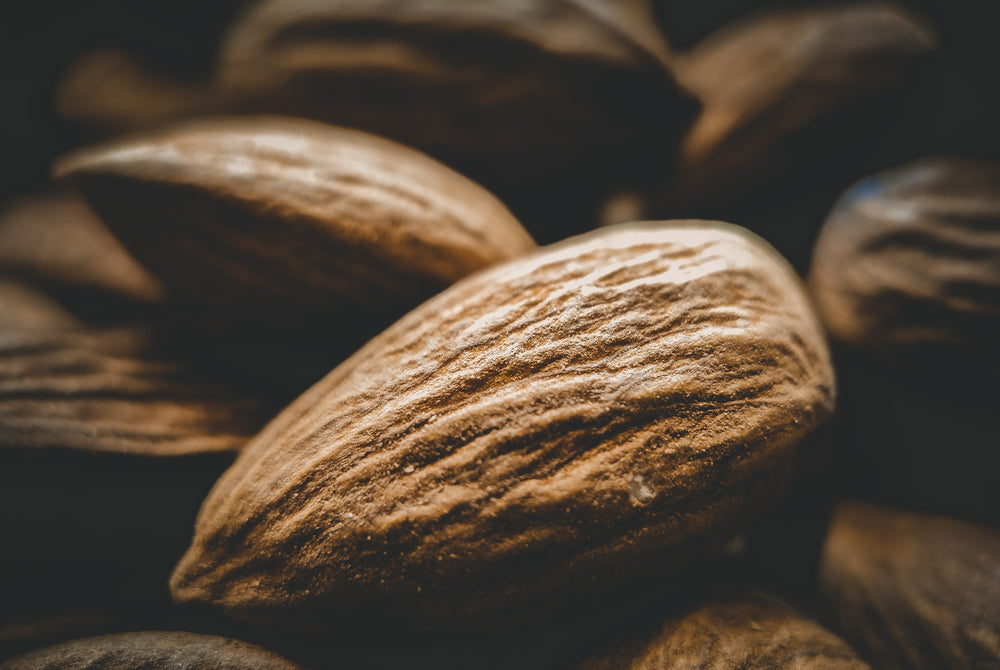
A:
[1, 1, 998, 669]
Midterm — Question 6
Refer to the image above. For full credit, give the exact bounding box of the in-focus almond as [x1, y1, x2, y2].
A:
[171, 221, 835, 632]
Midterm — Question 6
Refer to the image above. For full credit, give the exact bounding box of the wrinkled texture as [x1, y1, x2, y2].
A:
[0, 191, 162, 303]
[0, 631, 305, 670]
[215, 0, 695, 194]
[821, 502, 1000, 670]
[808, 156, 1000, 359]
[665, 2, 935, 209]
[54, 115, 534, 320]
[171, 221, 835, 631]
[0, 327, 263, 456]
[577, 593, 870, 669]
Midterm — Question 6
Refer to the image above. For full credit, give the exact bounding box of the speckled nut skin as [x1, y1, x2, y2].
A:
[170, 221, 835, 633]
[214, 0, 695, 192]
[664, 2, 935, 212]
[807, 156, 1000, 368]
[820, 502, 1000, 670]
[0, 631, 305, 670]
[53, 115, 535, 322]
[577, 593, 870, 669]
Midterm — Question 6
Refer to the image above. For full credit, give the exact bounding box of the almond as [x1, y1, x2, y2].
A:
[821, 502, 1000, 670]
[0, 631, 304, 670]
[170, 221, 835, 632]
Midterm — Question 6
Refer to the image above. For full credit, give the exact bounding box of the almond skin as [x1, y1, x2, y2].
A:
[214, 0, 694, 194]
[820, 502, 1000, 670]
[577, 593, 870, 669]
[170, 221, 835, 633]
[0, 631, 305, 670]
[664, 2, 935, 213]
[54, 115, 535, 319]
[807, 156, 1000, 367]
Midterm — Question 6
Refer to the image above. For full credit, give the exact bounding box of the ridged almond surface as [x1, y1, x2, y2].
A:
[0, 328, 262, 456]
[54, 116, 535, 324]
[821, 502, 1000, 670]
[171, 221, 835, 631]
[0, 279, 80, 332]
[665, 2, 935, 210]
[214, 0, 695, 204]
[807, 156, 1000, 362]
[577, 594, 870, 669]
[0, 631, 304, 670]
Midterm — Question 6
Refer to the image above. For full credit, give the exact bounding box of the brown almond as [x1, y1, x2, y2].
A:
[54, 115, 535, 323]
[0, 631, 305, 670]
[664, 2, 935, 213]
[170, 221, 835, 633]
[807, 155, 1000, 367]
[820, 502, 1000, 670]
[577, 593, 870, 669]
[214, 0, 697, 238]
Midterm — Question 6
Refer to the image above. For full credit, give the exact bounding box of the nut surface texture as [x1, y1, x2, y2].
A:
[821, 502, 1000, 670]
[54, 115, 535, 320]
[808, 155, 1000, 361]
[577, 594, 870, 669]
[0, 631, 305, 670]
[171, 221, 835, 631]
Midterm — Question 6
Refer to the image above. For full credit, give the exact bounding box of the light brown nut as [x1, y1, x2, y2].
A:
[170, 221, 835, 633]
[54, 115, 535, 325]
[0, 631, 305, 670]
[664, 2, 935, 212]
[577, 593, 870, 669]
[820, 502, 1000, 670]
[213, 0, 695, 201]
[0, 190, 162, 304]
[807, 156, 1000, 365]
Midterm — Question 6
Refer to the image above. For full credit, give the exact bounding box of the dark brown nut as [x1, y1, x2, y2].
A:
[213, 0, 697, 234]
[663, 2, 935, 214]
[54, 115, 535, 324]
[0, 326, 267, 619]
[577, 593, 870, 669]
[807, 155, 1000, 369]
[0, 190, 163, 304]
[0, 278, 80, 332]
[820, 502, 1000, 670]
[0, 631, 305, 670]
[170, 221, 835, 633]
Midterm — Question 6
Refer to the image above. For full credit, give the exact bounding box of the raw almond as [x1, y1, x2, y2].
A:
[170, 221, 835, 632]
[577, 593, 870, 669]
[0, 631, 304, 670]
[820, 502, 1000, 670]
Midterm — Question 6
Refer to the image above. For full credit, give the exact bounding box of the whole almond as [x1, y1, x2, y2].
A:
[54, 116, 535, 323]
[577, 593, 870, 669]
[170, 221, 835, 632]
[0, 631, 304, 670]
[821, 502, 1000, 670]
[807, 155, 1000, 368]
[214, 0, 697, 236]
[664, 2, 935, 213]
